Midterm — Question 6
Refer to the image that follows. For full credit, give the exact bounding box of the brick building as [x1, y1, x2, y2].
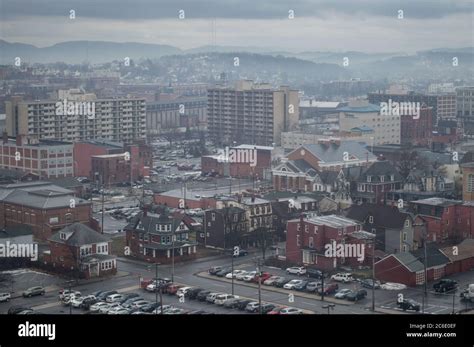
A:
[201, 206, 248, 249]
[0, 181, 92, 241]
[201, 144, 272, 179]
[400, 107, 433, 147]
[45, 223, 116, 279]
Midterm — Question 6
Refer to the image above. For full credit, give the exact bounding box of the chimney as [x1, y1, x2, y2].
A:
[2, 131, 8, 144]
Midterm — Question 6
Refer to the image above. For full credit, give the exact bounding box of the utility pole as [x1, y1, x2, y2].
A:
[155, 263, 159, 315]
[321, 270, 325, 301]
[101, 175, 105, 235]
[371, 237, 376, 312]
[256, 258, 262, 314]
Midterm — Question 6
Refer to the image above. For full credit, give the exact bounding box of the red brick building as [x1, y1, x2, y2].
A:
[45, 223, 116, 279]
[0, 181, 92, 241]
[154, 188, 218, 209]
[400, 106, 433, 147]
[73, 140, 123, 177]
[201, 145, 272, 179]
[286, 214, 372, 271]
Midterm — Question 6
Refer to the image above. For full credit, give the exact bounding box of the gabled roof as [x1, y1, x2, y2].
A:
[391, 252, 425, 272]
[126, 211, 185, 234]
[298, 141, 375, 164]
[358, 160, 403, 183]
[49, 223, 109, 246]
[345, 203, 410, 229]
[342, 166, 364, 181]
[440, 239, 474, 262]
[411, 245, 450, 268]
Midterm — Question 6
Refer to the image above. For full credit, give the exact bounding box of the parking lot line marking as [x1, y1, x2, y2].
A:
[301, 301, 318, 306]
[431, 307, 450, 314]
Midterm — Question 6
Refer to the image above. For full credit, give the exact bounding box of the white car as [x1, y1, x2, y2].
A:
[381, 282, 407, 290]
[331, 273, 354, 283]
[62, 293, 82, 306]
[71, 296, 85, 308]
[243, 271, 257, 282]
[0, 293, 11, 302]
[106, 294, 124, 303]
[235, 271, 249, 281]
[131, 300, 151, 309]
[280, 307, 303, 315]
[152, 305, 172, 314]
[176, 287, 193, 297]
[99, 302, 121, 314]
[286, 267, 307, 276]
[107, 306, 129, 315]
[90, 302, 109, 313]
[214, 294, 239, 305]
[283, 279, 304, 290]
[60, 290, 81, 301]
[164, 308, 186, 315]
[226, 270, 247, 279]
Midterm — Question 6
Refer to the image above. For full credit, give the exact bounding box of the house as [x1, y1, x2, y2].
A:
[351, 160, 403, 204]
[440, 239, 474, 274]
[375, 245, 450, 287]
[202, 206, 248, 249]
[125, 210, 198, 263]
[286, 214, 370, 271]
[272, 140, 376, 192]
[345, 203, 414, 253]
[45, 223, 116, 279]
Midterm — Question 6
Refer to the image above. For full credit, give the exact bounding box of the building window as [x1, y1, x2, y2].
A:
[309, 237, 314, 248]
[304, 224, 308, 233]
[367, 176, 371, 182]
[468, 174, 474, 192]
[296, 234, 301, 247]
[314, 226, 318, 234]
[415, 271, 425, 285]
[391, 174, 395, 181]
[369, 216, 374, 224]
[380, 176, 385, 182]
[405, 220, 410, 227]
[211, 213, 216, 221]
[403, 232, 407, 241]
[60, 232, 66, 240]
[402, 245, 407, 252]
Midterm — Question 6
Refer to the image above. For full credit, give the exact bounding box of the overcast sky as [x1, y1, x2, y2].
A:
[0, 0, 472, 52]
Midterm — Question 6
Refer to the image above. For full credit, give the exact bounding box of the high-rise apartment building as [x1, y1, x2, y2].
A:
[207, 80, 299, 146]
[456, 86, 474, 135]
[5, 93, 146, 144]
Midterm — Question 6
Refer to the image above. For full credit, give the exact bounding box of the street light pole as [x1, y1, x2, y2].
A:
[155, 263, 158, 315]
[256, 258, 262, 314]
[371, 237, 376, 312]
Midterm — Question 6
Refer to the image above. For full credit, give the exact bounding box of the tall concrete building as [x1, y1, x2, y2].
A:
[5, 93, 146, 144]
[207, 80, 299, 146]
[456, 86, 474, 135]
[338, 100, 401, 145]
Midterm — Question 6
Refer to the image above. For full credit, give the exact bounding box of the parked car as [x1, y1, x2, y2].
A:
[208, 266, 223, 275]
[243, 271, 257, 282]
[360, 279, 381, 289]
[71, 296, 85, 308]
[89, 302, 110, 313]
[23, 286, 45, 298]
[263, 276, 281, 286]
[252, 272, 272, 283]
[245, 301, 261, 313]
[284, 279, 305, 290]
[318, 283, 339, 295]
[80, 295, 97, 309]
[331, 273, 354, 283]
[286, 267, 307, 276]
[346, 289, 367, 301]
[152, 305, 172, 314]
[267, 306, 287, 315]
[274, 277, 291, 288]
[280, 307, 303, 315]
[100, 303, 121, 314]
[235, 271, 249, 281]
[107, 306, 129, 315]
[398, 299, 421, 312]
[131, 300, 152, 310]
[106, 294, 124, 303]
[215, 294, 239, 305]
[176, 287, 193, 297]
[433, 279, 458, 293]
[215, 268, 233, 277]
[187, 288, 204, 300]
[226, 270, 247, 279]
[164, 308, 186, 315]
[97, 290, 117, 301]
[8, 306, 31, 314]
[306, 268, 324, 279]
[119, 293, 140, 304]
[59, 289, 80, 301]
[235, 299, 252, 310]
[233, 249, 249, 257]
[335, 288, 353, 299]
[305, 282, 322, 293]
[205, 292, 221, 304]
[197, 290, 211, 302]
[166, 284, 183, 295]
[258, 303, 274, 314]
[0, 293, 11, 302]
[223, 298, 241, 309]
[294, 280, 309, 291]
[122, 297, 143, 308]
[140, 303, 162, 313]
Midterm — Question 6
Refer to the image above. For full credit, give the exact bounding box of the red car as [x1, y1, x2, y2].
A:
[252, 272, 272, 283]
[318, 283, 339, 295]
[267, 306, 286, 315]
[166, 284, 182, 295]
